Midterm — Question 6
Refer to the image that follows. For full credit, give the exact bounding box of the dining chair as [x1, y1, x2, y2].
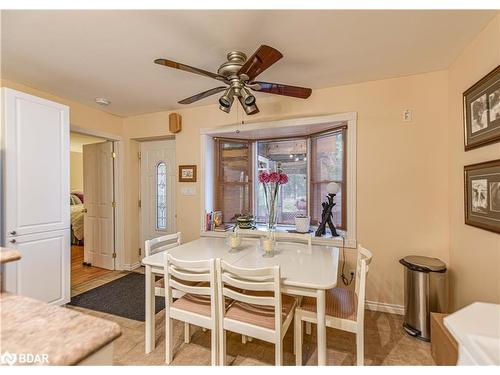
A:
[216, 259, 298, 366]
[274, 232, 312, 251]
[294, 244, 373, 366]
[144, 232, 182, 298]
[164, 253, 219, 365]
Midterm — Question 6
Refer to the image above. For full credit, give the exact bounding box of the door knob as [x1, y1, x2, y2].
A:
[82, 208, 88, 213]
[9, 230, 16, 235]
[9, 239, 16, 244]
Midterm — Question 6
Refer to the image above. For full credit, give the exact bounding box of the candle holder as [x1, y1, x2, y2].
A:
[226, 228, 242, 253]
[260, 230, 276, 258]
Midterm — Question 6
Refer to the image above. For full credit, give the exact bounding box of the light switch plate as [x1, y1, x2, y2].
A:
[403, 109, 412, 122]
[181, 186, 196, 196]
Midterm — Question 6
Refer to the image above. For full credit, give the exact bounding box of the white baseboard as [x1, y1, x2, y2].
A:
[121, 262, 141, 271]
[366, 300, 404, 315]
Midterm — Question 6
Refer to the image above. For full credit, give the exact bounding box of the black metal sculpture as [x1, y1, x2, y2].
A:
[315, 190, 340, 237]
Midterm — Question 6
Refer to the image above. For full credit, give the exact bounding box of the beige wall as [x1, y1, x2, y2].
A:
[123, 69, 451, 307]
[70, 151, 84, 191]
[447, 14, 500, 310]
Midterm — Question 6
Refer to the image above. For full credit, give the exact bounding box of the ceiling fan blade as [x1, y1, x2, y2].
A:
[178, 86, 227, 105]
[251, 81, 312, 99]
[238, 45, 283, 80]
[154, 58, 229, 84]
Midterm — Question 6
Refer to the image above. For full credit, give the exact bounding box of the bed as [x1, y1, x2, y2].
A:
[70, 193, 85, 245]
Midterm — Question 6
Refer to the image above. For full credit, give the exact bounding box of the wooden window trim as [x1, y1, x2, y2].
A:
[214, 137, 253, 222]
[310, 127, 347, 230]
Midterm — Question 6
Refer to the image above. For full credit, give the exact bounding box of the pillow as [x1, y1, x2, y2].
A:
[73, 191, 84, 203]
[70, 194, 82, 206]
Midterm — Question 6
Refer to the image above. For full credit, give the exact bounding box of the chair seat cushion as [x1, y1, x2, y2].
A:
[225, 293, 297, 330]
[172, 293, 231, 317]
[299, 287, 357, 321]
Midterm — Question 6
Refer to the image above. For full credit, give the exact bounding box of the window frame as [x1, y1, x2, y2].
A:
[310, 125, 347, 229]
[214, 137, 253, 223]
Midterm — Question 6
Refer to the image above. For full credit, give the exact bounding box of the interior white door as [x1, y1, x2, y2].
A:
[3, 88, 70, 237]
[140, 140, 176, 254]
[83, 141, 115, 270]
[2, 87, 70, 305]
[4, 229, 70, 304]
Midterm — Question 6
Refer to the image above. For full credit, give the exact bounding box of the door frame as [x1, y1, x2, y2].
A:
[138, 137, 176, 259]
[70, 125, 126, 271]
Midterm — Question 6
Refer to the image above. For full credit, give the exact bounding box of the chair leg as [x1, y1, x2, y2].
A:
[275, 339, 283, 366]
[242, 335, 247, 344]
[356, 329, 364, 366]
[294, 313, 303, 366]
[165, 318, 173, 364]
[184, 322, 190, 344]
[219, 329, 226, 366]
[210, 328, 217, 366]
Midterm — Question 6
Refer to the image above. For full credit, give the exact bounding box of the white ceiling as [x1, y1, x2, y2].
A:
[1, 10, 497, 116]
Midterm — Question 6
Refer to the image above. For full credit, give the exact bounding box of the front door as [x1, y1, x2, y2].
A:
[83, 141, 115, 270]
[140, 140, 176, 256]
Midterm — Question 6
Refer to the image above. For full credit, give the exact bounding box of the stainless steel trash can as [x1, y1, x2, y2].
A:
[399, 255, 448, 341]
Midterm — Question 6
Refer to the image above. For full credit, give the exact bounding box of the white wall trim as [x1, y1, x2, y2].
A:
[366, 300, 405, 315]
[70, 125, 122, 141]
[121, 262, 141, 271]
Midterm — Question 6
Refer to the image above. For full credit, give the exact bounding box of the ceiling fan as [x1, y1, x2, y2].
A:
[154, 45, 312, 115]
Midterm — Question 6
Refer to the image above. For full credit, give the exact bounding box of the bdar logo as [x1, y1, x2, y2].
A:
[0, 352, 17, 366]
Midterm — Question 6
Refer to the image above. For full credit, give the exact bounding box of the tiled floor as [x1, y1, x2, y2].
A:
[68, 270, 435, 366]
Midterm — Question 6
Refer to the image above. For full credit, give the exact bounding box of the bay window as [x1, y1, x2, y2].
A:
[214, 125, 346, 229]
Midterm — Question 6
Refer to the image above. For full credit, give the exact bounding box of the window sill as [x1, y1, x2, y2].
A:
[200, 224, 357, 249]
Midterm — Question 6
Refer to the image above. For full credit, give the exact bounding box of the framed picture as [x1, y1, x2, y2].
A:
[178, 165, 197, 182]
[463, 65, 500, 150]
[464, 159, 500, 233]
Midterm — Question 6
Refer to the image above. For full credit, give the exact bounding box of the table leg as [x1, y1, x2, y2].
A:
[316, 289, 326, 365]
[145, 265, 155, 353]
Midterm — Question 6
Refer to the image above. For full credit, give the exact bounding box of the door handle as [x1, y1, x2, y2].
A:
[9, 230, 17, 235]
[82, 208, 88, 213]
[9, 239, 16, 244]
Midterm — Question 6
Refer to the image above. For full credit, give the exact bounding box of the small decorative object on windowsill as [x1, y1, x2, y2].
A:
[315, 182, 340, 237]
[258, 165, 289, 231]
[235, 214, 255, 229]
[294, 214, 310, 233]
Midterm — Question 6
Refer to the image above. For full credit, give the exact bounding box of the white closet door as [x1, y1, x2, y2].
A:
[3, 88, 70, 237]
[83, 141, 115, 270]
[4, 229, 70, 304]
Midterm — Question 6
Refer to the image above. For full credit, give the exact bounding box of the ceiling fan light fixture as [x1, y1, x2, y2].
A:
[238, 96, 259, 115]
[240, 87, 256, 106]
[219, 87, 234, 108]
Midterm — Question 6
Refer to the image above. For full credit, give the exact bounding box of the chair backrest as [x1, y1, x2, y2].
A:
[216, 259, 282, 333]
[274, 232, 312, 250]
[164, 254, 217, 318]
[355, 244, 373, 322]
[145, 232, 182, 257]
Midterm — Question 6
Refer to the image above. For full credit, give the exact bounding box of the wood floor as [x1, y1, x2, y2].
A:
[71, 245, 128, 297]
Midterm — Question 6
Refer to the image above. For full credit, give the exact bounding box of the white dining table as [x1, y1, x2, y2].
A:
[141, 236, 339, 365]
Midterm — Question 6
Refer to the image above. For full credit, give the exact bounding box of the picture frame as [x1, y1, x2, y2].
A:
[178, 165, 197, 182]
[463, 65, 500, 150]
[464, 159, 500, 234]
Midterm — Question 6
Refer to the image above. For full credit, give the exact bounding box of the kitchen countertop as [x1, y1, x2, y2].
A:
[0, 247, 21, 264]
[0, 293, 121, 366]
[444, 302, 500, 365]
